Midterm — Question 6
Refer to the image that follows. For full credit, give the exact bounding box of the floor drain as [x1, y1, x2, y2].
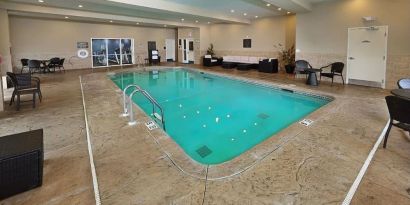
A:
[258, 113, 270, 119]
[196, 146, 212, 158]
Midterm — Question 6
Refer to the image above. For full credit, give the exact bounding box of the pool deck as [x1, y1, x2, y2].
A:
[1, 64, 409, 205]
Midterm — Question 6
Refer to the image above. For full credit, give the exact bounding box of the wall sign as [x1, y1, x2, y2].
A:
[77, 42, 89, 49]
[243, 39, 252, 48]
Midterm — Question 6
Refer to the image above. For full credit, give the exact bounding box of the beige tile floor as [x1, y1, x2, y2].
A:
[0, 64, 409, 205]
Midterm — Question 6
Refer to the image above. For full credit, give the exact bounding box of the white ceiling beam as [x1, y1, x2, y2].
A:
[0, 1, 199, 28]
[263, 0, 313, 12]
[107, 0, 251, 24]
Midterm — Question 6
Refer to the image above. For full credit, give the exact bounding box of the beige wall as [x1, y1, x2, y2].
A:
[200, 16, 295, 60]
[296, 0, 410, 88]
[9, 16, 176, 70]
[0, 8, 12, 111]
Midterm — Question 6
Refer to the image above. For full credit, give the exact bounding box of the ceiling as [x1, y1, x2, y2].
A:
[0, 0, 336, 28]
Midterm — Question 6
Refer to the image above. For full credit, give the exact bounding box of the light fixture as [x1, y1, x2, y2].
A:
[195, 20, 199, 23]
[277, 7, 282, 11]
[243, 13, 247, 16]
[266, 3, 271, 7]
[38, 0, 44, 2]
[255, 16, 258, 18]
[230, 9, 235, 13]
[78, 4, 83, 8]
[136, 22, 140, 25]
[181, 18, 184, 21]
[64, 16, 69, 19]
[164, 25, 167, 27]
[207, 22, 211, 24]
[109, 20, 113, 23]
[287, 11, 291, 14]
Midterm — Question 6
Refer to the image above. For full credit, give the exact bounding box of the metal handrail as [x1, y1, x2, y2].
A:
[122, 84, 140, 117]
[124, 85, 166, 130]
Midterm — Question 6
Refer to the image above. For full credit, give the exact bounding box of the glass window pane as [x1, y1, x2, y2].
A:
[93, 55, 107, 67]
[92, 39, 107, 55]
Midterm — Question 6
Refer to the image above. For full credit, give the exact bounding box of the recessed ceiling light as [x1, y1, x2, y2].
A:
[243, 13, 247, 16]
[230, 9, 235, 13]
[266, 3, 271, 7]
[38, 0, 44, 2]
[287, 11, 291, 14]
[109, 20, 113, 23]
[195, 20, 199, 23]
[78, 4, 83, 8]
[207, 22, 211, 24]
[181, 18, 184, 21]
[136, 22, 140, 25]
[255, 16, 258, 18]
[64, 16, 69, 19]
[164, 25, 167, 27]
[278, 7, 282, 11]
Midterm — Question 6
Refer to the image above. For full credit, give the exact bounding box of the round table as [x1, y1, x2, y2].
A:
[391, 89, 410, 100]
[305, 68, 321, 86]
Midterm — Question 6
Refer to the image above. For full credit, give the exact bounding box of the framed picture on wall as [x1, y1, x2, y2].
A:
[243, 39, 252, 48]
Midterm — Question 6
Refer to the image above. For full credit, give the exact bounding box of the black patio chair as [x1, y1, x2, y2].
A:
[20, 59, 29, 73]
[28, 60, 41, 74]
[383, 96, 410, 148]
[320, 62, 345, 86]
[48, 58, 60, 73]
[57, 58, 65, 72]
[7, 72, 42, 111]
[397, 78, 410, 89]
[295, 60, 312, 78]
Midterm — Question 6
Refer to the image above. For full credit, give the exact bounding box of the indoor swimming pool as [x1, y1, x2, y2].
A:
[110, 68, 330, 165]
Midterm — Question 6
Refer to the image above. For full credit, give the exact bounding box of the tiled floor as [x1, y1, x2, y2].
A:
[0, 64, 409, 205]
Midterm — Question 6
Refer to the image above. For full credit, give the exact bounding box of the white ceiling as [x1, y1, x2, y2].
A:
[1, 0, 337, 27]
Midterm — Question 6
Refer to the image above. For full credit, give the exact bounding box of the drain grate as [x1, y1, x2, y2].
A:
[196, 145, 212, 158]
[258, 113, 270, 119]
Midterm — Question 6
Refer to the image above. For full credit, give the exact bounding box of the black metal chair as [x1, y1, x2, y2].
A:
[383, 96, 410, 148]
[48, 57, 60, 73]
[203, 55, 220, 67]
[320, 62, 345, 86]
[28, 60, 41, 74]
[295, 60, 312, 78]
[397, 78, 410, 89]
[20, 59, 29, 73]
[7, 72, 42, 111]
[57, 58, 65, 72]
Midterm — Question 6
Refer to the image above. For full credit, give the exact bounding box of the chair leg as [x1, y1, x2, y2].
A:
[17, 94, 21, 111]
[33, 93, 36, 108]
[331, 77, 334, 86]
[38, 90, 42, 102]
[383, 122, 393, 148]
[341, 74, 345, 85]
[9, 91, 16, 106]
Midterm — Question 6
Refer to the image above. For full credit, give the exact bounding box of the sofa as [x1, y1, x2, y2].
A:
[223, 56, 266, 65]
[203, 55, 221, 67]
[258, 58, 279, 73]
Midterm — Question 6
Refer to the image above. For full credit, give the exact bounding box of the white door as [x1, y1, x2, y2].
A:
[347, 26, 388, 88]
[165, 39, 175, 61]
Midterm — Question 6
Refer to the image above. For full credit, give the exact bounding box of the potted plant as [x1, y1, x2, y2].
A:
[274, 43, 295, 74]
[206, 43, 215, 56]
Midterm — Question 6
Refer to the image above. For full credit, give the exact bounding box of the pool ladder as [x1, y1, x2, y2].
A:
[122, 84, 166, 131]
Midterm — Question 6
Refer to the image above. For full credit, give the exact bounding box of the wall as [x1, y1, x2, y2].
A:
[200, 16, 295, 62]
[296, 0, 410, 88]
[9, 16, 176, 70]
[0, 8, 12, 111]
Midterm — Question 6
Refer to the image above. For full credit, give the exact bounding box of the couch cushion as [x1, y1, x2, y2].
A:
[248, 57, 259, 64]
[211, 59, 217, 63]
[205, 55, 212, 58]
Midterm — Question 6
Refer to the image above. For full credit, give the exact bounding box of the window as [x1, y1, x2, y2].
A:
[91, 38, 134, 68]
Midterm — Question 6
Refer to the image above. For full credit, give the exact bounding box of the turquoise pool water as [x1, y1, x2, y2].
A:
[110, 68, 330, 165]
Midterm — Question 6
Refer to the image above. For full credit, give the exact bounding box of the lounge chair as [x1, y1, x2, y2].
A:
[203, 55, 220, 67]
[397, 78, 410, 89]
[383, 96, 410, 148]
[320, 62, 345, 86]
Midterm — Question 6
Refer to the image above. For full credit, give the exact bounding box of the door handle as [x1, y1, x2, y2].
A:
[349, 57, 355, 60]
